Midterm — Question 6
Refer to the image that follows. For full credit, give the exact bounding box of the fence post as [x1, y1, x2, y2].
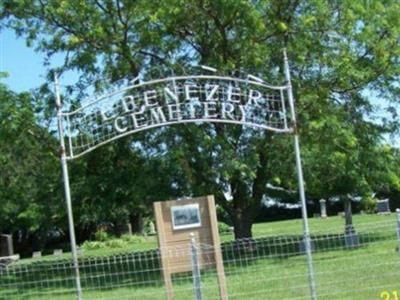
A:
[396, 209, 400, 254]
[283, 48, 318, 300]
[190, 233, 203, 300]
[54, 74, 83, 300]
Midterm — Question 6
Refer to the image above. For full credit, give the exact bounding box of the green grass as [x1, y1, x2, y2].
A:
[252, 213, 396, 236]
[2, 214, 399, 299]
[13, 213, 394, 264]
[18, 213, 394, 264]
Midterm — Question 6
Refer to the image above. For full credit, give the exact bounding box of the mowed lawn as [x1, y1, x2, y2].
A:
[2, 214, 399, 299]
[16, 213, 396, 262]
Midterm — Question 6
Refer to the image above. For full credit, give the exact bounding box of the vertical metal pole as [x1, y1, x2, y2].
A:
[396, 209, 400, 254]
[283, 49, 318, 300]
[190, 233, 203, 300]
[54, 74, 83, 300]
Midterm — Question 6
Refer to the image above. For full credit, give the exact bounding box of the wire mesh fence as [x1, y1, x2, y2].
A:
[1, 214, 399, 300]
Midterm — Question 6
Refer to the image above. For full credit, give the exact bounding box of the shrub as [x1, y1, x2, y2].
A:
[361, 196, 377, 214]
[81, 241, 106, 251]
[104, 239, 127, 248]
[94, 230, 110, 242]
[218, 222, 231, 234]
[121, 234, 147, 244]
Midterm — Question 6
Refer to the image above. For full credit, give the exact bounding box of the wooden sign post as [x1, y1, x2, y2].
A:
[154, 195, 228, 300]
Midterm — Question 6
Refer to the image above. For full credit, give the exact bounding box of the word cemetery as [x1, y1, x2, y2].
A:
[62, 76, 292, 158]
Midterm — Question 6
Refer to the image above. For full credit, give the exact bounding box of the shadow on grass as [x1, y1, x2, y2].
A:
[221, 229, 396, 271]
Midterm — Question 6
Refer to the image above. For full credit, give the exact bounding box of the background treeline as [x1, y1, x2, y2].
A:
[1, 74, 399, 257]
[0, 0, 399, 256]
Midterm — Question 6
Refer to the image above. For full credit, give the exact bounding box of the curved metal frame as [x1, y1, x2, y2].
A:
[62, 75, 289, 116]
[68, 119, 292, 160]
[62, 75, 292, 160]
[63, 75, 288, 116]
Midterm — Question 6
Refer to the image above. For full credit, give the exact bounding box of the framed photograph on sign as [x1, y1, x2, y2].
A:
[171, 204, 201, 230]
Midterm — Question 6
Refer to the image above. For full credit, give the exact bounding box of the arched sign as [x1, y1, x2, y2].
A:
[54, 49, 317, 300]
[61, 75, 292, 159]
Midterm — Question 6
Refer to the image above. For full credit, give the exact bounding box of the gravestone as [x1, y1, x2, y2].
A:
[126, 223, 133, 235]
[319, 199, 327, 218]
[147, 221, 156, 235]
[377, 199, 390, 215]
[53, 249, 63, 256]
[0, 254, 19, 273]
[0, 234, 13, 257]
[32, 251, 42, 258]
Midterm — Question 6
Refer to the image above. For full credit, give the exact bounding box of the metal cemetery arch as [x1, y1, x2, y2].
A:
[55, 50, 317, 300]
[61, 75, 292, 160]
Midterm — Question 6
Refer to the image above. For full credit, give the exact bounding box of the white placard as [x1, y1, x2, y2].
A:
[171, 203, 201, 230]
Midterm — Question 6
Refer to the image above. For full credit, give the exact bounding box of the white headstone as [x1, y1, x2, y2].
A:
[319, 199, 327, 218]
[32, 251, 42, 258]
[126, 223, 132, 235]
[53, 249, 63, 256]
[148, 221, 156, 235]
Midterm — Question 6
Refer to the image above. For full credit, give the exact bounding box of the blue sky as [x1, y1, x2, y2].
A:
[0, 29, 47, 92]
[0, 28, 78, 92]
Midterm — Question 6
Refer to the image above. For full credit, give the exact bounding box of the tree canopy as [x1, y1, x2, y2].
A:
[0, 77, 64, 252]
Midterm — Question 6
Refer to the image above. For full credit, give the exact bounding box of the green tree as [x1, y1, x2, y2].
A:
[67, 137, 190, 241]
[377, 146, 400, 210]
[0, 79, 63, 252]
[2, 0, 399, 239]
[300, 92, 399, 231]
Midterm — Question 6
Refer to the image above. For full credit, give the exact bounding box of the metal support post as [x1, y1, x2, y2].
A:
[190, 233, 203, 300]
[54, 74, 83, 300]
[283, 49, 318, 300]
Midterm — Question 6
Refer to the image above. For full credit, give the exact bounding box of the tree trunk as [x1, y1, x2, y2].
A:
[343, 197, 355, 234]
[76, 223, 97, 243]
[343, 196, 359, 248]
[231, 208, 253, 240]
[129, 213, 144, 234]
